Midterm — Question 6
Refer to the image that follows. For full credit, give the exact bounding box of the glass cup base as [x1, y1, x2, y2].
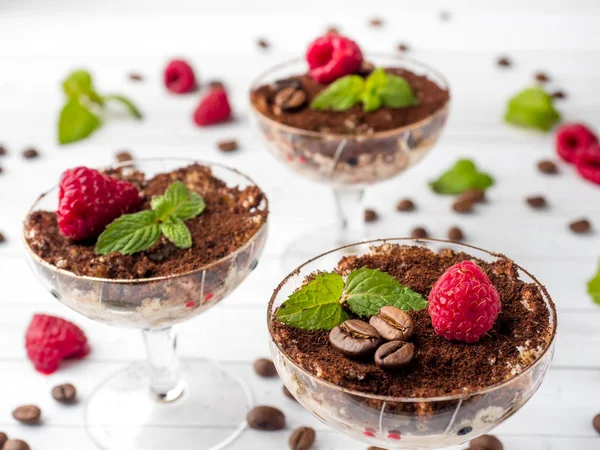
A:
[85, 360, 252, 450]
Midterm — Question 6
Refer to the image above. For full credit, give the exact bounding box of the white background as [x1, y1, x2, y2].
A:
[1, 0, 599, 448]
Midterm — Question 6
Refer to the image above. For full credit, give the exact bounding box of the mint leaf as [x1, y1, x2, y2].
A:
[103, 94, 143, 119]
[152, 181, 205, 221]
[62, 70, 104, 106]
[311, 75, 364, 111]
[160, 217, 192, 249]
[277, 273, 348, 330]
[429, 159, 494, 195]
[380, 74, 419, 108]
[95, 210, 161, 255]
[588, 261, 600, 306]
[504, 87, 561, 131]
[58, 99, 101, 145]
[344, 267, 427, 317]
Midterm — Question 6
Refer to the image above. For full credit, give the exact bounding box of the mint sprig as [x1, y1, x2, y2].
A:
[59, 70, 143, 145]
[277, 268, 427, 330]
[311, 68, 418, 113]
[504, 86, 561, 132]
[588, 260, 600, 306]
[429, 159, 494, 195]
[95, 181, 205, 255]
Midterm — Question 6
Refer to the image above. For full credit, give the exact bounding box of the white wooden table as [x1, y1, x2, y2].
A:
[1, 0, 599, 448]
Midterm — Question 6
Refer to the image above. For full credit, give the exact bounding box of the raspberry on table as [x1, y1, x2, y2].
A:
[555, 123, 598, 164]
[575, 144, 600, 185]
[25, 314, 90, 375]
[305, 34, 363, 84]
[193, 88, 232, 126]
[428, 260, 501, 343]
[57, 167, 143, 241]
[164, 59, 197, 94]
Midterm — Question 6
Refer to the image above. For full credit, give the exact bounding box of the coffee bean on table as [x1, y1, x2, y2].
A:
[128, 72, 144, 81]
[12, 405, 41, 424]
[535, 71, 550, 83]
[569, 218, 591, 234]
[329, 320, 380, 357]
[411, 227, 428, 239]
[115, 151, 133, 162]
[257, 38, 270, 49]
[397, 43, 409, 52]
[468, 434, 503, 450]
[282, 385, 297, 401]
[369, 306, 414, 341]
[274, 87, 306, 112]
[593, 412, 600, 434]
[247, 405, 285, 431]
[552, 90, 567, 100]
[396, 198, 415, 212]
[22, 148, 39, 159]
[368, 17, 384, 27]
[0, 232, 5, 243]
[4, 440, 30, 450]
[52, 383, 77, 404]
[253, 358, 277, 378]
[217, 139, 239, 153]
[367, 447, 387, 450]
[288, 426, 316, 450]
[374, 341, 415, 369]
[458, 188, 485, 203]
[497, 56, 512, 67]
[0, 166, 3, 174]
[447, 226, 464, 241]
[537, 160, 558, 174]
[0, 145, 7, 156]
[0, 432, 7, 447]
[526, 195, 547, 209]
[364, 209, 378, 222]
[452, 198, 474, 214]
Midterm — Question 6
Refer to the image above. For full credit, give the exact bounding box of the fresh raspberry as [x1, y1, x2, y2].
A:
[576, 144, 600, 185]
[25, 314, 90, 374]
[193, 88, 232, 126]
[555, 123, 598, 164]
[164, 59, 197, 94]
[305, 34, 363, 84]
[57, 167, 143, 241]
[428, 260, 501, 343]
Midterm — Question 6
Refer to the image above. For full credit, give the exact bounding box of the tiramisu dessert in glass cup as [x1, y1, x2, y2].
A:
[23, 159, 268, 450]
[250, 33, 450, 267]
[268, 238, 556, 449]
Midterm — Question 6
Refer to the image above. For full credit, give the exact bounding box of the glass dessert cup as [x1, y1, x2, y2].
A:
[250, 56, 450, 269]
[23, 159, 269, 450]
[268, 238, 557, 449]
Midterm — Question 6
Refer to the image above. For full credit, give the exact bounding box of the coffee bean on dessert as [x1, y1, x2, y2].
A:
[364, 209, 378, 222]
[396, 198, 415, 212]
[128, 72, 144, 81]
[535, 71, 550, 83]
[274, 87, 306, 112]
[12, 405, 41, 424]
[537, 160, 558, 174]
[452, 198, 474, 214]
[288, 426, 316, 450]
[246, 405, 285, 431]
[448, 226, 464, 241]
[397, 43, 409, 52]
[4, 440, 30, 450]
[469, 434, 503, 450]
[257, 38, 270, 49]
[458, 188, 485, 203]
[374, 341, 415, 369]
[253, 358, 277, 378]
[329, 320, 381, 357]
[497, 56, 512, 67]
[282, 385, 297, 401]
[358, 61, 375, 77]
[552, 90, 566, 100]
[217, 139, 239, 153]
[0, 432, 7, 447]
[369, 17, 384, 27]
[369, 306, 414, 341]
[115, 151, 133, 162]
[411, 227, 428, 239]
[569, 218, 591, 234]
[51, 383, 77, 404]
[22, 148, 39, 159]
[593, 413, 600, 433]
[526, 195, 547, 209]
[274, 78, 302, 91]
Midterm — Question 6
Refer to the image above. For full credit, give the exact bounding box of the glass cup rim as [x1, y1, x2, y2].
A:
[267, 237, 558, 403]
[249, 54, 451, 140]
[21, 157, 269, 285]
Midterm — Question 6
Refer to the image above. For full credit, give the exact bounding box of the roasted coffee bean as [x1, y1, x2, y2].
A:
[364, 209, 378, 222]
[552, 90, 566, 100]
[274, 87, 307, 112]
[497, 56, 511, 67]
[358, 61, 375, 77]
[452, 198, 474, 214]
[282, 385, 297, 401]
[0, 232, 8, 243]
[208, 80, 225, 90]
[257, 38, 270, 49]
[397, 43, 409, 52]
[329, 320, 380, 357]
[325, 25, 339, 35]
[367, 447, 387, 450]
[52, 383, 77, 404]
[396, 198, 415, 212]
[0, 432, 7, 447]
[4, 440, 30, 450]
[569, 218, 591, 234]
[374, 341, 415, 369]
[369, 17, 384, 27]
[0, 145, 6, 155]
[526, 195, 547, 209]
[411, 227, 428, 239]
[593, 413, 600, 434]
[535, 71, 550, 83]
[128, 72, 144, 81]
[253, 358, 277, 378]
[447, 226, 464, 241]
[274, 78, 302, 91]
[246, 405, 285, 431]
[115, 151, 133, 162]
[458, 188, 485, 203]
[217, 139, 239, 152]
[22, 148, 39, 159]
[369, 306, 414, 341]
[469, 434, 503, 450]
[537, 160, 558, 174]
[0, 166, 3, 174]
[12, 405, 41, 424]
[288, 426, 316, 450]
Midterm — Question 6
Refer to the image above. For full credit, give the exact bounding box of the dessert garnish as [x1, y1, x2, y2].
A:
[428, 260, 501, 343]
[555, 123, 598, 163]
[588, 261, 600, 306]
[96, 181, 205, 255]
[276, 268, 427, 331]
[164, 59, 197, 94]
[305, 34, 363, 84]
[504, 85, 561, 131]
[59, 70, 142, 145]
[193, 87, 232, 126]
[429, 159, 494, 195]
[25, 314, 90, 374]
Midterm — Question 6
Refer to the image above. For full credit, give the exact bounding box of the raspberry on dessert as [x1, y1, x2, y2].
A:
[25, 314, 90, 374]
[57, 167, 143, 241]
[575, 144, 600, 185]
[555, 123, 598, 164]
[305, 34, 363, 84]
[428, 260, 501, 343]
[193, 88, 232, 126]
[164, 59, 197, 94]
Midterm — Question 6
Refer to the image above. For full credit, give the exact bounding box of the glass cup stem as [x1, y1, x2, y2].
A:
[333, 187, 365, 245]
[142, 327, 185, 402]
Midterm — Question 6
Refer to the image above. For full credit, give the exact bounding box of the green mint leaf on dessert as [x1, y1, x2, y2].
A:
[311, 75, 364, 111]
[160, 217, 192, 249]
[95, 210, 161, 255]
[277, 272, 348, 330]
[588, 261, 600, 306]
[343, 267, 428, 317]
[380, 74, 419, 108]
[58, 99, 102, 145]
[504, 86, 561, 132]
[152, 181, 205, 221]
[429, 159, 494, 195]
